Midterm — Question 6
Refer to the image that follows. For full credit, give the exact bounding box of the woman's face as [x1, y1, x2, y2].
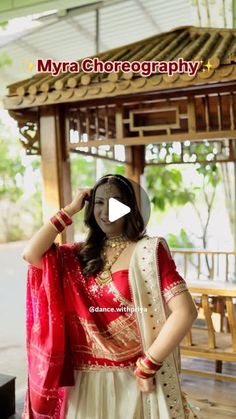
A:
[93, 182, 126, 237]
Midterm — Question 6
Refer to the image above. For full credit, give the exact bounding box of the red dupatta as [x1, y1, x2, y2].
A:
[23, 242, 142, 418]
[23, 244, 74, 418]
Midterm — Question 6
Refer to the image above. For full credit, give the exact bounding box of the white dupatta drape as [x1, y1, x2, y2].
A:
[129, 236, 189, 419]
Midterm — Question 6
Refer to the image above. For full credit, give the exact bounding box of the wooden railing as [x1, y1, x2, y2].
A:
[170, 248, 236, 381]
[171, 248, 236, 282]
[180, 282, 236, 382]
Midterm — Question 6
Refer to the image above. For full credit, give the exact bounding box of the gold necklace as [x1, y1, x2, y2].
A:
[95, 236, 130, 286]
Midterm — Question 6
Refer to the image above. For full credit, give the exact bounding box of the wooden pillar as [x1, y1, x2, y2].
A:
[125, 145, 145, 206]
[115, 104, 145, 203]
[40, 104, 74, 243]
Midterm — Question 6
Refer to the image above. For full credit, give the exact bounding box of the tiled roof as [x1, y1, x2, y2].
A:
[4, 26, 236, 110]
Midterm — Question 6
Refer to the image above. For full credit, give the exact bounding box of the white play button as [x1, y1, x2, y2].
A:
[108, 198, 131, 222]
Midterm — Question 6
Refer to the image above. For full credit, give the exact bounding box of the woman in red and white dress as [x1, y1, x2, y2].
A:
[22, 174, 198, 419]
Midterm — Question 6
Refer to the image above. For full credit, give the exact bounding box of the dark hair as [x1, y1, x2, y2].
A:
[78, 174, 146, 278]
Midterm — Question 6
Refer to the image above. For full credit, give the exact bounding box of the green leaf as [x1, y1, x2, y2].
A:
[167, 228, 194, 248]
[152, 195, 165, 211]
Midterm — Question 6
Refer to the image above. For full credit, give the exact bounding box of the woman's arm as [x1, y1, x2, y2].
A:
[136, 291, 197, 393]
[148, 240, 198, 361]
[22, 189, 91, 269]
[147, 290, 197, 362]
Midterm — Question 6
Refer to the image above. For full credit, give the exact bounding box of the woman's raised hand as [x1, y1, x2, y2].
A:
[22, 188, 92, 268]
[64, 188, 92, 216]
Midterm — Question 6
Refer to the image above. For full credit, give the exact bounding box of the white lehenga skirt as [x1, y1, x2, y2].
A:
[66, 370, 143, 419]
[65, 369, 177, 419]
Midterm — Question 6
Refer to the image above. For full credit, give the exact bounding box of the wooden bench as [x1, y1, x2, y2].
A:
[180, 281, 236, 382]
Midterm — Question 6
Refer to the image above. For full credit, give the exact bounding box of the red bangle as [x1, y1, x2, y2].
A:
[136, 358, 156, 374]
[143, 353, 163, 371]
[134, 367, 155, 379]
[59, 209, 72, 226]
[50, 215, 65, 233]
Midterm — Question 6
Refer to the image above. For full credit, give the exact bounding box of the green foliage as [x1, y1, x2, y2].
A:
[0, 21, 8, 28]
[146, 157, 221, 252]
[102, 160, 125, 175]
[71, 154, 95, 192]
[0, 133, 24, 203]
[196, 163, 220, 187]
[31, 159, 41, 171]
[146, 165, 195, 211]
[0, 22, 12, 68]
[70, 154, 95, 235]
[0, 115, 43, 242]
[146, 140, 221, 165]
[7, 224, 23, 241]
[167, 228, 194, 248]
[0, 51, 12, 67]
[24, 183, 43, 231]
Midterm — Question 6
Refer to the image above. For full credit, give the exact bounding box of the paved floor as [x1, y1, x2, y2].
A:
[0, 241, 27, 416]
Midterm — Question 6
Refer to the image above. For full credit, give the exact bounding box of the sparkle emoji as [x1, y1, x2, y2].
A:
[203, 60, 213, 72]
[28, 62, 34, 71]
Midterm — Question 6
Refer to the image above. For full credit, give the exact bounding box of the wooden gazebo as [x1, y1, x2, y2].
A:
[4, 25, 236, 243]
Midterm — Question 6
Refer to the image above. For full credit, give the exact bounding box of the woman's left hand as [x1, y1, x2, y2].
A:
[136, 376, 156, 393]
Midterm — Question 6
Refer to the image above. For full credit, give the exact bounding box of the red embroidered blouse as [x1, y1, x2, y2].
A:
[157, 242, 187, 303]
[110, 241, 187, 305]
